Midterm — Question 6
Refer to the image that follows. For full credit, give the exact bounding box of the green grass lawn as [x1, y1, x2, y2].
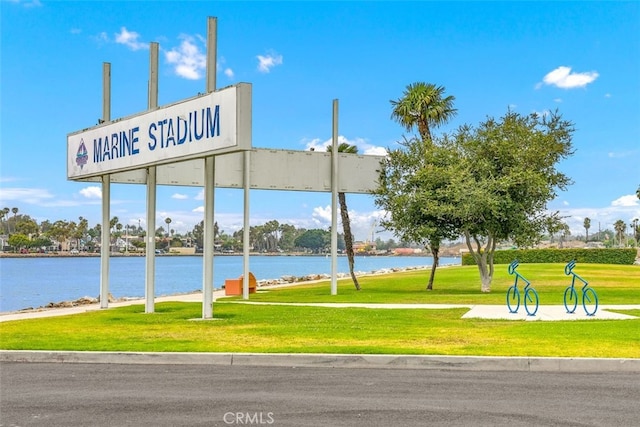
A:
[237, 263, 640, 305]
[1, 264, 639, 358]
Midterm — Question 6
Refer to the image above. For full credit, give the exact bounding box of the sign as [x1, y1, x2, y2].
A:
[67, 83, 251, 179]
[69, 149, 384, 194]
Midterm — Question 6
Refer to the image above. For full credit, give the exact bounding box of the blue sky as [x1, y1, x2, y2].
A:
[1, 1, 639, 242]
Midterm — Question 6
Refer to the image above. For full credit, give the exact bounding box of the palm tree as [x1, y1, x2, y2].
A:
[389, 82, 457, 290]
[583, 217, 591, 242]
[11, 207, 18, 234]
[613, 219, 626, 247]
[390, 82, 457, 143]
[165, 217, 172, 249]
[327, 142, 361, 291]
[0, 208, 6, 234]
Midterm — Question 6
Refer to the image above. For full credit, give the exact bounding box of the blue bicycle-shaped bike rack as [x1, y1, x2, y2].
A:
[506, 260, 539, 316]
[563, 260, 598, 316]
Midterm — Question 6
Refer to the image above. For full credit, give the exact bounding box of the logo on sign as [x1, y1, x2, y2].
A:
[76, 139, 89, 169]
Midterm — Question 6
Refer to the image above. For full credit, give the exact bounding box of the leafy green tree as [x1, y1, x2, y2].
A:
[73, 216, 88, 249]
[447, 110, 574, 291]
[40, 219, 53, 235]
[294, 229, 329, 253]
[8, 233, 29, 251]
[379, 109, 575, 292]
[46, 220, 73, 250]
[278, 223, 300, 252]
[327, 142, 361, 290]
[30, 236, 53, 250]
[375, 137, 461, 290]
[380, 82, 457, 290]
[192, 220, 204, 249]
[263, 220, 280, 252]
[15, 215, 38, 237]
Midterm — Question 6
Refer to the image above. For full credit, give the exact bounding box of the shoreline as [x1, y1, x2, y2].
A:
[0, 252, 443, 258]
[0, 265, 433, 316]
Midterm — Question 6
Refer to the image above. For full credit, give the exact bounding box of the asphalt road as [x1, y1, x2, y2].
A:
[2, 362, 639, 426]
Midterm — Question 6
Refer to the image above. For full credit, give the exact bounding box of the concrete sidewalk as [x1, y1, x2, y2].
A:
[2, 350, 639, 372]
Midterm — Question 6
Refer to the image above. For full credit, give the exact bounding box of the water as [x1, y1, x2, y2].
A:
[0, 255, 459, 312]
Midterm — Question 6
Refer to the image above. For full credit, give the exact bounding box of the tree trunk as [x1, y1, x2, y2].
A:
[464, 231, 496, 293]
[338, 192, 360, 290]
[426, 245, 439, 290]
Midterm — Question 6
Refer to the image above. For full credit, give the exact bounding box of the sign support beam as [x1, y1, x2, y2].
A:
[242, 150, 251, 300]
[100, 62, 111, 309]
[145, 41, 159, 314]
[331, 100, 339, 296]
[202, 17, 217, 318]
[203, 157, 215, 318]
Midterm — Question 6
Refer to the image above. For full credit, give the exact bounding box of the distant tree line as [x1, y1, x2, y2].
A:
[0, 208, 409, 254]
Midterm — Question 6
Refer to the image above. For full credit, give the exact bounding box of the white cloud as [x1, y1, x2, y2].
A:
[607, 150, 637, 159]
[194, 189, 205, 201]
[308, 205, 391, 241]
[114, 27, 147, 51]
[312, 205, 332, 225]
[165, 35, 206, 80]
[79, 186, 102, 199]
[538, 66, 599, 89]
[555, 201, 640, 237]
[611, 195, 639, 207]
[192, 206, 204, 213]
[257, 52, 283, 73]
[171, 193, 189, 200]
[0, 188, 54, 204]
[303, 135, 387, 156]
[218, 57, 234, 79]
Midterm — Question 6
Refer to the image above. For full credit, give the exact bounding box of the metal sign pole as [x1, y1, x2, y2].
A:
[100, 62, 111, 309]
[145, 41, 159, 314]
[202, 17, 217, 318]
[331, 99, 339, 296]
[242, 150, 251, 300]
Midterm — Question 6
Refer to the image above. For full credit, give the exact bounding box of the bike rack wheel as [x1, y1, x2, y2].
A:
[506, 286, 520, 313]
[524, 288, 539, 316]
[563, 286, 578, 314]
[582, 288, 599, 316]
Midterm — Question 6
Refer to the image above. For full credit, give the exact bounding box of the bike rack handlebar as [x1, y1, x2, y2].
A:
[565, 259, 577, 276]
[565, 259, 588, 286]
[508, 260, 519, 275]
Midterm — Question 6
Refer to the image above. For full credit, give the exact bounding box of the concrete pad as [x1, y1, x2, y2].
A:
[462, 305, 638, 321]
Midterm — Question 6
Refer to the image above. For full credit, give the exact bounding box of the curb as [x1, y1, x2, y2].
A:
[1, 350, 638, 372]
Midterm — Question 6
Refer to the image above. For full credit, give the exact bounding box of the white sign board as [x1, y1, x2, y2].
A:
[67, 83, 251, 179]
[71, 149, 385, 194]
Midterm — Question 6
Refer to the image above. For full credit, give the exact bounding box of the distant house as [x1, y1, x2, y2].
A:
[393, 247, 423, 255]
[353, 241, 376, 253]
